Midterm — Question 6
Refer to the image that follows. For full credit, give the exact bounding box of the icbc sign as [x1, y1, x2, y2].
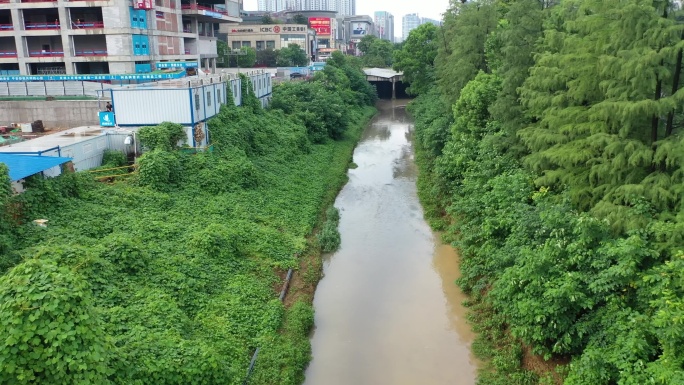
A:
[309, 17, 331, 35]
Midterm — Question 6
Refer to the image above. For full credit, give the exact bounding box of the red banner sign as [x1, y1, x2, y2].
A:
[309, 17, 331, 35]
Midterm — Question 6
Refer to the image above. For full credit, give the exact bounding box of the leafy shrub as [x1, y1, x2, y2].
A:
[137, 149, 182, 190]
[0, 163, 11, 201]
[184, 152, 259, 194]
[100, 233, 148, 274]
[188, 223, 240, 259]
[317, 206, 341, 253]
[0, 258, 112, 385]
[101, 150, 128, 167]
[138, 122, 186, 151]
[249, 300, 314, 385]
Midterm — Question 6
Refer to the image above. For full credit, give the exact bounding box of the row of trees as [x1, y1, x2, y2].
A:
[217, 41, 309, 68]
[398, 0, 684, 383]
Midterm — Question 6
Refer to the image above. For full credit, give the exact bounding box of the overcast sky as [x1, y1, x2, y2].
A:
[242, 0, 451, 39]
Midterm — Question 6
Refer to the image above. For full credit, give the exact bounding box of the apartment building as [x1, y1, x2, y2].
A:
[401, 13, 420, 41]
[0, 0, 241, 76]
[373, 11, 393, 42]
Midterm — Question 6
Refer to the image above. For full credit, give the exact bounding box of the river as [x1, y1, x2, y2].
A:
[303, 100, 478, 385]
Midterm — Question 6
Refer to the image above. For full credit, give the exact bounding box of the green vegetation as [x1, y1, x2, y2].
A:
[277, 44, 309, 67]
[0, 55, 376, 384]
[256, 48, 279, 67]
[406, 0, 684, 384]
[317, 206, 341, 253]
[357, 35, 395, 68]
[392, 23, 439, 96]
[217, 41, 307, 68]
[217, 41, 258, 68]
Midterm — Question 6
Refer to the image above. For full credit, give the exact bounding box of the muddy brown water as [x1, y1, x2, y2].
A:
[303, 100, 479, 385]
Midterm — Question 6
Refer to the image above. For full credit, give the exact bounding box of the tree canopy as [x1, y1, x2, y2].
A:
[408, 0, 684, 383]
[357, 35, 394, 68]
[393, 23, 439, 95]
[277, 43, 309, 67]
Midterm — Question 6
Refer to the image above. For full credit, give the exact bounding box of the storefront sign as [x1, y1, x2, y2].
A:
[0, 72, 187, 82]
[156, 61, 198, 68]
[232, 25, 307, 34]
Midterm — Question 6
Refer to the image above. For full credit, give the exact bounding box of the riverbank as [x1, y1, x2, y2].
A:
[246, 105, 377, 385]
[0, 56, 378, 384]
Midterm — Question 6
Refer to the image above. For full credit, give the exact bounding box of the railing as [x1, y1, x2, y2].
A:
[25, 22, 60, 30]
[71, 21, 104, 29]
[28, 50, 64, 57]
[74, 50, 107, 56]
[183, 27, 192, 33]
[0, 51, 18, 58]
[0, 24, 13, 31]
[181, 4, 234, 16]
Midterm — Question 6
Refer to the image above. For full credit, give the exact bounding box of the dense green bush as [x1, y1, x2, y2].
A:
[317, 206, 341, 253]
[0, 163, 11, 201]
[0, 258, 112, 385]
[136, 149, 182, 191]
[138, 122, 186, 151]
[270, 53, 377, 143]
[101, 150, 128, 168]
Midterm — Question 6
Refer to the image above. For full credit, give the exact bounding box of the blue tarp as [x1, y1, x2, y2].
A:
[0, 154, 73, 181]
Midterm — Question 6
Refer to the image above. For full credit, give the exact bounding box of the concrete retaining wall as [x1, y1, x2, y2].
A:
[0, 100, 101, 129]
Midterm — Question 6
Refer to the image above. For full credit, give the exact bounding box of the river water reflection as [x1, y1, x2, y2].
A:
[303, 100, 479, 385]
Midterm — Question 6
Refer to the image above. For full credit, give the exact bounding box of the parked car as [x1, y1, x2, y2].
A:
[290, 72, 304, 79]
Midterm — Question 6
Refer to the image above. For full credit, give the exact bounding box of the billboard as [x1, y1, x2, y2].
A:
[309, 17, 331, 35]
[352, 22, 368, 36]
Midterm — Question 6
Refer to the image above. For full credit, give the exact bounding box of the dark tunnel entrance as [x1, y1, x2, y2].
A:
[370, 81, 410, 99]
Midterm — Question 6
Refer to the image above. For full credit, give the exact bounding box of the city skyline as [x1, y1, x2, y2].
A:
[244, 0, 449, 39]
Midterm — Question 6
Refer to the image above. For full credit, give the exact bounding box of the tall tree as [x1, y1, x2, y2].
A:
[235, 46, 257, 68]
[261, 15, 274, 24]
[519, 0, 684, 216]
[292, 13, 308, 25]
[487, 0, 551, 155]
[256, 48, 278, 67]
[435, 0, 499, 106]
[393, 23, 439, 95]
[277, 43, 308, 67]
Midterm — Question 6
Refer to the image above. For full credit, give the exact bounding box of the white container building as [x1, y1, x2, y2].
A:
[110, 70, 272, 147]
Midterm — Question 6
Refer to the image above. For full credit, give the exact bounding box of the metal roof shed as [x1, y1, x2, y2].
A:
[0, 153, 72, 181]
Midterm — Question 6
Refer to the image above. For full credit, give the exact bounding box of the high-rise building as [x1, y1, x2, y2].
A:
[284, 0, 354, 17]
[402, 13, 421, 41]
[258, 0, 287, 12]
[373, 11, 394, 42]
[334, 0, 355, 17]
[421, 17, 441, 26]
[0, 0, 241, 76]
